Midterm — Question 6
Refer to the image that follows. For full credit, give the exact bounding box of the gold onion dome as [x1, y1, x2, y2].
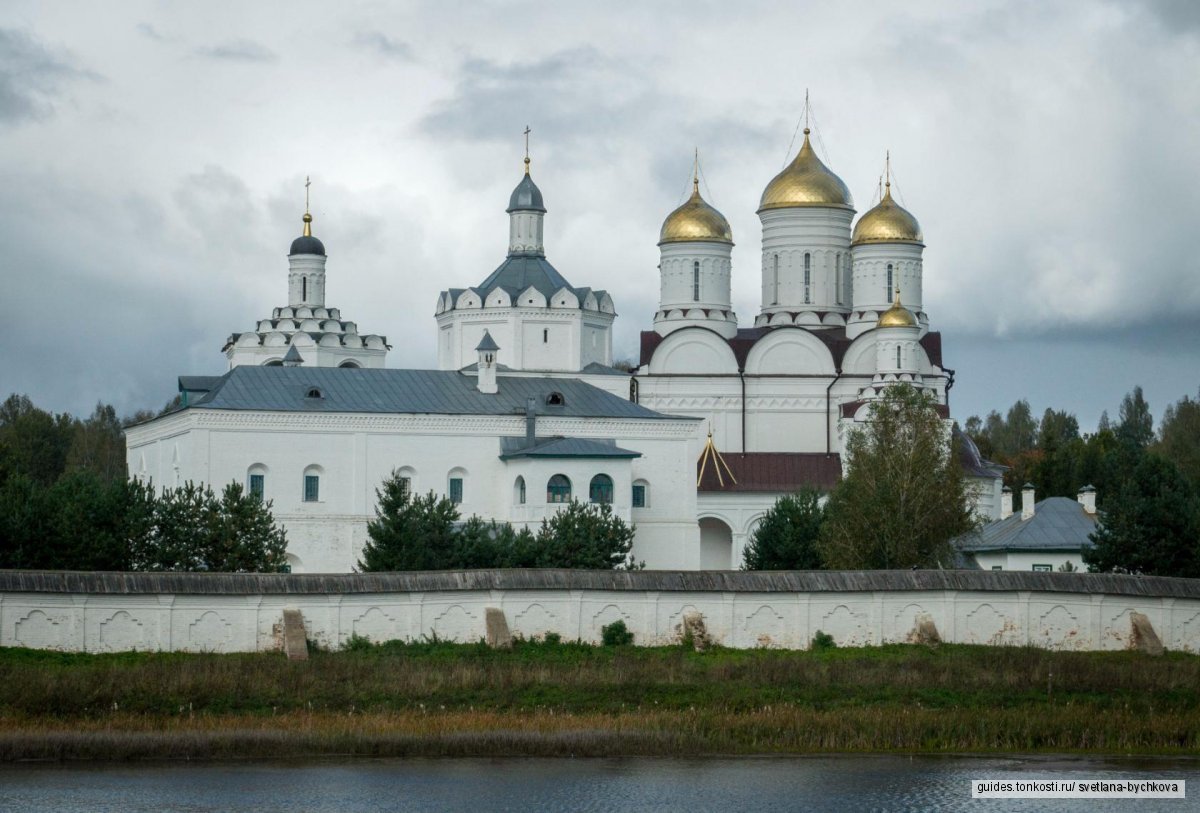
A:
[758, 129, 854, 212]
[877, 289, 918, 328]
[852, 182, 923, 246]
[659, 178, 733, 245]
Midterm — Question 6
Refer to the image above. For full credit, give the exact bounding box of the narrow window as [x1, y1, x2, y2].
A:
[303, 474, 319, 502]
[835, 253, 842, 305]
[543, 328, 549, 343]
[629, 377, 639, 404]
[991, 565, 1003, 571]
[302, 277, 307, 301]
[632, 484, 646, 508]
[515, 476, 526, 505]
[547, 474, 572, 503]
[589, 474, 614, 504]
[886, 264, 893, 300]
[1032, 564, 1052, 572]
[896, 346, 902, 368]
[803, 253, 811, 304]
[249, 474, 265, 498]
[449, 477, 463, 505]
[398, 476, 412, 501]
[692, 260, 700, 302]
[771, 254, 779, 305]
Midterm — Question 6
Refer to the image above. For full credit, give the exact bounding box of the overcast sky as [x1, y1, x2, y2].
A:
[1, 1, 1198, 430]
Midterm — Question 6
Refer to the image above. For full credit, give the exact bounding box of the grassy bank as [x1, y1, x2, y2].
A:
[2, 640, 1198, 759]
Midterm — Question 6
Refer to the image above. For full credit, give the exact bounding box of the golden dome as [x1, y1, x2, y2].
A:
[852, 182, 923, 246]
[659, 179, 733, 245]
[877, 289, 918, 328]
[758, 129, 853, 212]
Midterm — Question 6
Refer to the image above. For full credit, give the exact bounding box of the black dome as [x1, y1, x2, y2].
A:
[289, 235, 326, 256]
[507, 174, 546, 213]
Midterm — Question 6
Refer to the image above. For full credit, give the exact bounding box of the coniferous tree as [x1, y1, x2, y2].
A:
[742, 488, 826, 570]
[358, 474, 460, 571]
[534, 500, 637, 570]
[1157, 390, 1200, 490]
[1084, 453, 1200, 578]
[819, 384, 978, 569]
[1117, 385, 1154, 449]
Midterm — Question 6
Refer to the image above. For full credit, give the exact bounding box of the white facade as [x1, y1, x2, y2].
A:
[125, 384, 703, 573]
[757, 207, 855, 323]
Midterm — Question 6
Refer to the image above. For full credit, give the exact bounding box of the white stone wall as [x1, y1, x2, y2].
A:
[434, 302, 615, 373]
[847, 242, 925, 339]
[759, 207, 854, 316]
[4, 585, 1197, 653]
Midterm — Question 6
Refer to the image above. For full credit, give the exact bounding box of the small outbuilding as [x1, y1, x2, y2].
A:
[955, 485, 1099, 572]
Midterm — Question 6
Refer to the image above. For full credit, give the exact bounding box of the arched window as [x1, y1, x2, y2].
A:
[247, 464, 267, 499]
[545, 391, 565, 407]
[305, 388, 323, 399]
[448, 467, 467, 505]
[896, 346, 902, 368]
[771, 254, 779, 305]
[632, 478, 649, 508]
[629, 377, 639, 404]
[803, 253, 811, 304]
[547, 474, 572, 503]
[396, 466, 416, 501]
[338, 360, 360, 368]
[302, 277, 307, 301]
[886, 264, 893, 300]
[692, 260, 700, 302]
[589, 474, 614, 504]
[303, 464, 321, 502]
[514, 476, 526, 505]
[264, 360, 283, 367]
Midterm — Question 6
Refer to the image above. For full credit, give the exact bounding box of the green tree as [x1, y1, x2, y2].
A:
[358, 474, 460, 571]
[1084, 453, 1200, 578]
[534, 500, 637, 569]
[205, 483, 289, 572]
[65, 403, 127, 483]
[1117, 385, 1154, 449]
[742, 488, 825, 570]
[0, 394, 75, 487]
[818, 384, 978, 569]
[1157, 391, 1200, 489]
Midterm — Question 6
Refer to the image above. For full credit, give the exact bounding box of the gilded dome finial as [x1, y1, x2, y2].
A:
[302, 175, 313, 236]
[659, 149, 732, 245]
[852, 153, 923, 246]
[693, 147, 700, 193]
[878, 286, 918, 328]
[523, 125, 532, 175]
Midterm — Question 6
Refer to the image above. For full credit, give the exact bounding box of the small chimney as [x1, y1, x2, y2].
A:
[1077, 484, 1097, 515]
[1021, 482, 1036, 520]
[1000, 486, 1013, 520]
[524, 397, 537, 447]
[475, 331, 499, 394]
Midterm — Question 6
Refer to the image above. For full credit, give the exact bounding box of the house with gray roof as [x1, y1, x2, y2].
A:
[955, 484, 1099, 572]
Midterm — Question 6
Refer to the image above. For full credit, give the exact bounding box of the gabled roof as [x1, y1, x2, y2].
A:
[698, 452, 842, 493]
[173, 366, 690, 421]
[956, 497, 1097, 553]
[499, 436, 642, 460]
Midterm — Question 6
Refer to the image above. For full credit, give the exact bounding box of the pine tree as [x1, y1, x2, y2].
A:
[1117, 385, 1154, 449]
[358, 473, 460, 571]
[742, 488, 826, 570]
[534, 500, 637, 570]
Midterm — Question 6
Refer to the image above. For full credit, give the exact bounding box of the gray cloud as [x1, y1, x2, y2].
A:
[352, 31, 414, 61]
[194, 39, 277, 63]
[135, 23, 170, 43]
[1131, 0, 1200, 34]
[0, 28, 96, 125]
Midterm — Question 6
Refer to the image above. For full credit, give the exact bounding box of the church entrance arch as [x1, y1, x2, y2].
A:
[699, 517, 733, 570]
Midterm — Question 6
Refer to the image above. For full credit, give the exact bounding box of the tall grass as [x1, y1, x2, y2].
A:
[1, 641, 1197, 759]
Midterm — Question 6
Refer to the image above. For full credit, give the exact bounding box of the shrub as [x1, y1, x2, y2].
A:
[600, 619, 634, 646]
[811, 630, 836, 651]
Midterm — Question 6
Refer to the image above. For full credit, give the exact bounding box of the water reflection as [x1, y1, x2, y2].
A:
[1, 755, 1196, 812]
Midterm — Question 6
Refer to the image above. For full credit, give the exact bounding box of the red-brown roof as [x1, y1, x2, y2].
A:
[697, 452, 842, 493]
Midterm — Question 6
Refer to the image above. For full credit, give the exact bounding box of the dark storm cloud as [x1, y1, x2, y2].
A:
[0, 28, 97, 125]
[351, 31, 414, 61]
[194, 39, 277, 63]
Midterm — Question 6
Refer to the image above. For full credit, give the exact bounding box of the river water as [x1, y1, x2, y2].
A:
[0, 755, 1196, 812]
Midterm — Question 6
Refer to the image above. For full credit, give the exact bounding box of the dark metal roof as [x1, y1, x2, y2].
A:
[3, 569, 1199, 599]
[698, 452, 842, 493]
[477, 254, 574, 300]
[956, 497, 1098, 553]
[499, 436, 642, 460]
[175, 366, 689, 421]
[639, 325, 944, 373]
[475, 331, 500, 352]
[179, 375, 225, 392]
[507, 173, 546, 213]
[581, 362, 632, 376]
[289, 235, 326, 256]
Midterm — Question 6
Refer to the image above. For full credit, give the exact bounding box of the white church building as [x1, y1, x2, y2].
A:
[126, 123, 1001, 572]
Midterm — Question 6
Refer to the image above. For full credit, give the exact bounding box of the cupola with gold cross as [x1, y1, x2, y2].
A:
[654, 151, 738, 339]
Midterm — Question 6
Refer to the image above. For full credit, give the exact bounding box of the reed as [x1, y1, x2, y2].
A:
[2, 641, 1197, 759]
